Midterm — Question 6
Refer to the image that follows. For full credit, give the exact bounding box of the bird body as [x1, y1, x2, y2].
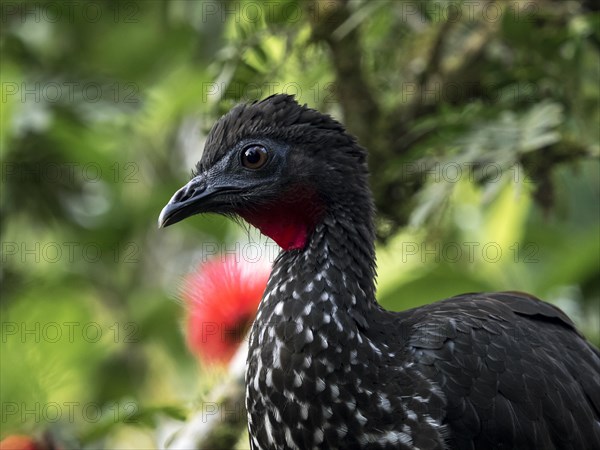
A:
[159, 95, 600, 449]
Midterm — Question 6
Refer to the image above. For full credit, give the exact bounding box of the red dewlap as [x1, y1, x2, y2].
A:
[241, 188, 325, 251]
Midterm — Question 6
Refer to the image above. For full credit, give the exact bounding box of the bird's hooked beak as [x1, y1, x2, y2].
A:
[158, 176, 208, 228]
[158, 174, 241, 228]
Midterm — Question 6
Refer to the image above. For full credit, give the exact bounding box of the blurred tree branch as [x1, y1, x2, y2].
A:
[305, 0, 596, 239]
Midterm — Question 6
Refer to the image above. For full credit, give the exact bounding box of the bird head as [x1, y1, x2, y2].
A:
[158, 94, 370, 250]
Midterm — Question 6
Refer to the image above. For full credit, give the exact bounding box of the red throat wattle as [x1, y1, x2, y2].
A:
[241, 189, 325, 251]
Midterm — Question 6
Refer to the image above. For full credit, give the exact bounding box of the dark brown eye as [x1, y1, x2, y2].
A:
[241, 145, 268, 169]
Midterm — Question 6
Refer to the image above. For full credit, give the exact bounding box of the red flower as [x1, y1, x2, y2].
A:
[182, 255, 271, 364]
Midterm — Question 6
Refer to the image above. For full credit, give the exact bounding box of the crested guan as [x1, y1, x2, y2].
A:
[159, 94, 600, 450]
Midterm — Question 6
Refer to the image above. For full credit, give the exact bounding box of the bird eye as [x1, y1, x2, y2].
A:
[241, 145, 268, 169]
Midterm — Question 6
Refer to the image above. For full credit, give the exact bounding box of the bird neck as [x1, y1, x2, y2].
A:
[256, 197, 378, 332]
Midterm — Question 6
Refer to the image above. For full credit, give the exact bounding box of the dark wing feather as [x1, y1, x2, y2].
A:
[405, 291, 600, 450]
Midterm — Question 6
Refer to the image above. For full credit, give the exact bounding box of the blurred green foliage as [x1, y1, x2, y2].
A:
[1, 0, 598, 447]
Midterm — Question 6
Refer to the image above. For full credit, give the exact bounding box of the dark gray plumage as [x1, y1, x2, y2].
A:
[159, 94, 600, 449]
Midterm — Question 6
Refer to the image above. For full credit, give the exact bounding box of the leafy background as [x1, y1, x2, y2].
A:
[1, 0, 598, 448]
